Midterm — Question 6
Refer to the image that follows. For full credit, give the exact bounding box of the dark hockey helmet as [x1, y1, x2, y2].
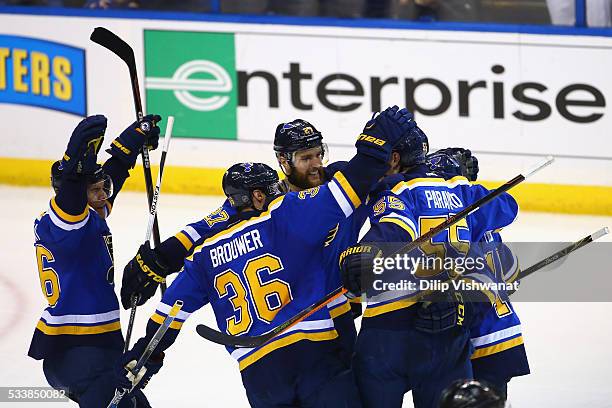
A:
[222, 162, 284, 209]
[426, 148, 479, 181]
[439, 379, 505, 408]
[51, 160, 113, 197]
[394, 125, 429, 168]
[273, 119, 328, 164]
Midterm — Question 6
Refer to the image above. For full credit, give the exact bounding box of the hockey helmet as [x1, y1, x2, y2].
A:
[222, 162, 284, 209]
[51, 160, 113, 197]
[273, 119, 328, 164]
[394, 125, 429, 168]
[439, 379, 506, 408]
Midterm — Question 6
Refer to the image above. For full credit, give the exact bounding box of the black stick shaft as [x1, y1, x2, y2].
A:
[507, 227, 609, 295]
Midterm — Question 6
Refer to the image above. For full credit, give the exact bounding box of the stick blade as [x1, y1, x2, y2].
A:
[90, 27, 136, 69]
[195, 324, 267, 348]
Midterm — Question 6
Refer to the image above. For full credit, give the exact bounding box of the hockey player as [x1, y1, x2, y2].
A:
[118, 120, 330, 311]
[339, 128, 519, 408]
[273, 119, 365, 362]
[28, 114, 161, 407]
[119, 197, 237, 310]
[426, 148, 530, 398]
[116, 106, 416, 407]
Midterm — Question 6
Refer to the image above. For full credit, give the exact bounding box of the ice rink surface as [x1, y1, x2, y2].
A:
[1, 185, 611, 407]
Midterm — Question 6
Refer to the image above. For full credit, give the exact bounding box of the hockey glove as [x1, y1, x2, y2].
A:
[121, 242, 170, 310]
[428, 148, 479, 181]
[61, 115, 107, 177]
[107, 114, 162, 168]
[356, 106, 417, 163]
[414, 291, 461, 334]
[339, 244, 382, 299]
[115, 337, 164, 392]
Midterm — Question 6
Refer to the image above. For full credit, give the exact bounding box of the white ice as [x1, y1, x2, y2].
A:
[1, 185, 611, 407]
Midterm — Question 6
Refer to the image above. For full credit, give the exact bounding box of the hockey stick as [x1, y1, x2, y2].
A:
[195, 156, 555, 348]
[507, 227, 609, 295]
[124, 117, 175, 352]
[108, 300, 183, 408]
[90, 27, 165, 293]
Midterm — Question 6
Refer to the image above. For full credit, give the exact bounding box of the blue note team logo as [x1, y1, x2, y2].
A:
[0, 35, 86, 116]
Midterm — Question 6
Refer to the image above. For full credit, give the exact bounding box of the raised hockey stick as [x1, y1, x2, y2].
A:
[124, 117, 175, 352]
[196, 156, 555, 348]
[90, 27, 165, 293]
[108, 300, 184, 408]
[507, 227, 609, 295]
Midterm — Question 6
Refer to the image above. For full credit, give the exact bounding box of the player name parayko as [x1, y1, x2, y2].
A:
[210, 229, 264, 268]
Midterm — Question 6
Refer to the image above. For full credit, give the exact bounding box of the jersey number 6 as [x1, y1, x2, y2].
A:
[36, 245, 61, 307]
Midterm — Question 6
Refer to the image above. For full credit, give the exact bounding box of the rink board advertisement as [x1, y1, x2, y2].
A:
[0, 34, 86, 115]
[0, 10, 611, 213]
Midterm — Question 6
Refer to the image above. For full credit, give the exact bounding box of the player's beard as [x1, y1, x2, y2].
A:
[288, 167, 323, 190]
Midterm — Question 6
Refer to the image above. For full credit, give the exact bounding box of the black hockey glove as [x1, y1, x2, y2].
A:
[428, 148, 479, 181]
[115, 336, 164, 392]
[356, 106, 417, 163]
[414, 291, 462, 334]
[121, 242, 170, 310]
[339, 244, 382, 299]
[61, 115, 107, 177]
[107, 114, 162, 168]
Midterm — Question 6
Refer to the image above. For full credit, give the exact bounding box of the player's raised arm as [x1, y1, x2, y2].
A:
[51, 115, 108, 223]
[101, 114, 162, 213]
[277, 107, 419, 241]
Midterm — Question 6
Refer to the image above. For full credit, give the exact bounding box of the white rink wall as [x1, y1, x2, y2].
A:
[1, 10, 612, 187]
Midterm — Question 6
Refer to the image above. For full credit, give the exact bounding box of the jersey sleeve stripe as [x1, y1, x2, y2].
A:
[470, 324, 522, 347]
[333, 171, 361, 208]
[230, 318, 336, 360]
[328, 180, 353, 217]
[363, 297, 418, 318]
[50, 198, 89, 223]
[379, 213, 417, 240]
[48, 206, 90, 231]
[327, 294, 349, 308]
[150, 313, 184, 330]
[41, 310, 120, 325]
[329, 301, 351, 319]
[155, 302, 192, 321]
[175, 232, 194, 251]
[183, 226, 201, 242]
[237, 330, 337, 371]
[471, 335, 524, 359]
[36, 319, 121, 335]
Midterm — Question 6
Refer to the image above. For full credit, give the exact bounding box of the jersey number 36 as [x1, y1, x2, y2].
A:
[214, 254, 293, 336]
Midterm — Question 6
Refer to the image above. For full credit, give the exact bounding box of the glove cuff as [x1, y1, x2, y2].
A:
[106, 138, 142, 169]
[355, 133, 393, 163]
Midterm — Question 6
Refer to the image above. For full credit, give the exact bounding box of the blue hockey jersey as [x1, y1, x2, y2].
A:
[28, 198, 123, 360]
[148, 172, 362, 371]
[470, 231, 530, 378]
[361, 168, 519, 319]
[172, 200, 237, 254]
